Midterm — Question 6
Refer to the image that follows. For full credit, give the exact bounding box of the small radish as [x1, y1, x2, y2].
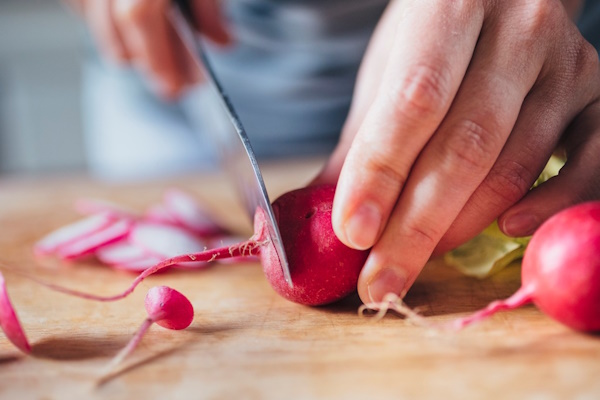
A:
[260, 185, 370, 305]
[450, 201, 600, 332]
[0, 272, 31, 353]
[105, 286, 193, 371]
[37, 185, 370, 306]
[363, 201, 600, 332]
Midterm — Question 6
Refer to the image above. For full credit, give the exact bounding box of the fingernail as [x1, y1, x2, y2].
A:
[344, 202, 381, 250]
[503, 213, 539, 237]
[367, 267, 406, 303]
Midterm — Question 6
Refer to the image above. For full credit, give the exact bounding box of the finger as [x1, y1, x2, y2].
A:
[87, 0, 131, 63]
[356, 7, 552, 303]
[313, 0, 401, 186]
[438, 24, 600, 249]
[498, 100, 600, 237]
[332, 0, 485, 251]
[114, 0, 188, 98]
[191, 0, 231, 45]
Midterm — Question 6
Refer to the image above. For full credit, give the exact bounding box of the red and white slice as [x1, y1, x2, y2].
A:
[34, 213, 115, 256]
[129, 222, 208, 268]
[57, 219, 133, 260]
[162, 189, 223, 237]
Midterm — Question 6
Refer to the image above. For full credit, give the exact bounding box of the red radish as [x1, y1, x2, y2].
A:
[361, 202, 600, 332]
[0, 272, 31, 353]
[445, 201, 600, 332]
[37, 185, 369, 306]
[105, 286, 193, 371]
[260, 185, 369, 305]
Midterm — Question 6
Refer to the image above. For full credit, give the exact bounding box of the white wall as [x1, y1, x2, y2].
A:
[0, 0, 88, 174]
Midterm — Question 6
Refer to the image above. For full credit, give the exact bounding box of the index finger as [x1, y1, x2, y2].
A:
[332, 0, 484, 250]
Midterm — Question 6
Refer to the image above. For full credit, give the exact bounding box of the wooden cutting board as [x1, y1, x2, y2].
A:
[0, 157, 598, 400]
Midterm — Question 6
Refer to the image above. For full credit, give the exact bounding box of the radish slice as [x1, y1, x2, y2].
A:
[129, 223, 208, 267]
[163, 189, 223, 236]
[0, 272, 31, 354]
[95, 240, 151, 265]
[144, 204, 178, 225]
[111, 255, 165, 273]
[57, 219, 133, 260]
[74, 198, 138, 219]
[35, 213, 114, 256]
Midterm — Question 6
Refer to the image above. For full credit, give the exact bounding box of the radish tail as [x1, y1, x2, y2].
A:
[448, 285, 535, 330]
[103, 317, 153, 373]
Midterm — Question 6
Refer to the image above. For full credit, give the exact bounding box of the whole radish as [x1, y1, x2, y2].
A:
[450, 201, 600, 332]
[38, 184, 370, 306]
[261, 185, 369, 305]
[105, 286, 194, 371]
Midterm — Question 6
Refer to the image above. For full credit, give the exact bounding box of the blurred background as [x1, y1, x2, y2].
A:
[0, 0, 88, 175]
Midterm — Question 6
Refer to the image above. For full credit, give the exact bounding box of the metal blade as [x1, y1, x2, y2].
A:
[170, 4, 293, 287]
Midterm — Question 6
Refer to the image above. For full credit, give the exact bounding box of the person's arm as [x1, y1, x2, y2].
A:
[316, 0, 600, 304]
[65, 0, 230, 98]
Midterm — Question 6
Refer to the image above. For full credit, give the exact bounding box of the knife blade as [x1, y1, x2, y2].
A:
[170, 3, 293, 287]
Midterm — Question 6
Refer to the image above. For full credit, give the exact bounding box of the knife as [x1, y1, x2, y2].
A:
[170, 2, 293, 287]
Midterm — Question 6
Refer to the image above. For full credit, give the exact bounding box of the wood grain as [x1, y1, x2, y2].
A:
[0, 158, 598, 400]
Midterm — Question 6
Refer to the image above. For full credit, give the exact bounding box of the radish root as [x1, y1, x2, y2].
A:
[359, 293, 430, 327]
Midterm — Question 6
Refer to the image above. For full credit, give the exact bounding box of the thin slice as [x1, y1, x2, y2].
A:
[34, 213, 114, 256]
[57, 219, 133, 260]
[0, 272, 31, 353]
[130, 222, 208, 267]
[96, 240, 151, 265]
[163, 189, 223, 236]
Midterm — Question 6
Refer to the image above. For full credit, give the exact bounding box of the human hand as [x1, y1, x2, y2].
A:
[65, 0, 230, 98]
[315, 0, 600, 303]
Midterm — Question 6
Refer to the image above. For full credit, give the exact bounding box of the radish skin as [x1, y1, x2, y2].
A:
[0, 272, 31, 353]
[105, 286, 193, 371]
[261, 185, 370, 305]
[451, 201, 600, 332]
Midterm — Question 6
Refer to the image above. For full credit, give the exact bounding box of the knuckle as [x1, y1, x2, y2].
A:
[401, 219, 443, 249]
[482, 160, 536, 206]
[386, 63, 451, 123]
[440, 118, 501, 172]
[572, 39, 600, 80]
[362, 150, 409, 191]
[520, 0, 561, 36]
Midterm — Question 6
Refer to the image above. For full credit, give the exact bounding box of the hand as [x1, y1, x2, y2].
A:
[315, 0, 600, 303]
[65, 0, 230, 98]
